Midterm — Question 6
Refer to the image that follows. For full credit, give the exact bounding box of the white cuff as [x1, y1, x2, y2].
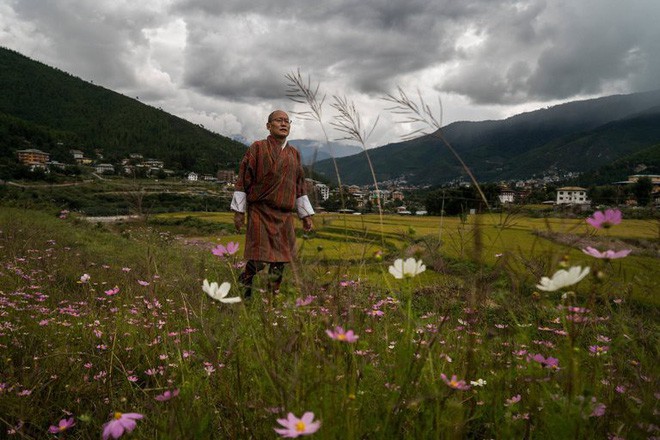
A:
[230, 191, 246, 213]
[296, 195, 315, 219]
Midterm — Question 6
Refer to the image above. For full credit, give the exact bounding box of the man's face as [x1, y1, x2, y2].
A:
[267, 111, 291, 139]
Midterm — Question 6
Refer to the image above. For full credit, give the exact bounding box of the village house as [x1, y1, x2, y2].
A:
[315, 182, 330, 201]
[217, 169, 236, 183]
[95, 163, 115, 174]
[498, 187, 515, 204]
[69, 149, 84, 160]
[17, 148, 49, 165]
[16, 149, 49, 170]
[143, 159, 164, 169]
[186, 172, 198, 181]
[556, 186, 589, 205]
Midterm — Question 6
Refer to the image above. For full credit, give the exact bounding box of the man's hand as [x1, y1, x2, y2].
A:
[234, 212, 245, 232]
[302, 216, 314, 232]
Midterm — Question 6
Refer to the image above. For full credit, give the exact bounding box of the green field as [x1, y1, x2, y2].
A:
[1, 207, 657, 439]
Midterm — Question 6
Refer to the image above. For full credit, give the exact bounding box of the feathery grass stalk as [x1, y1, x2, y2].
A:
[383, 87, 490, 211]
[330, 95, 385, 244]
[285, 69, 346, 209]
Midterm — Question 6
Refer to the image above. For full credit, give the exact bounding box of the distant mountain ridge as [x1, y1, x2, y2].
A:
[313, 90, 660, 186]
[0, 47, 246, 173]
[289, 139, 363, 165]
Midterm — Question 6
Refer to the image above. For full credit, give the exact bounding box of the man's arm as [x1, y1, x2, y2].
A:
[296, 195, 314, 232]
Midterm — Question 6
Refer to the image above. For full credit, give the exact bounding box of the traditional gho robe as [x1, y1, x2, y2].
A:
[231, 135, 314, 262]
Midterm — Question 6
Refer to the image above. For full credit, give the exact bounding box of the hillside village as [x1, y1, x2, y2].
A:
[13, 146, 660, 214]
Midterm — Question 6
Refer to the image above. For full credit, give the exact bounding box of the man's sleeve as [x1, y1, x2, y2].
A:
[231, 191, 246, 213]
[296, 195, 314, 219]
[231, 145, 253, 213]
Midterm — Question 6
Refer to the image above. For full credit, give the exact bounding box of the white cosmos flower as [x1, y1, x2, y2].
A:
[470, 378, 487, 387]
[388, 257, 426, 279]
[536, 266, 590, 292]
[202, 279, 241, 303]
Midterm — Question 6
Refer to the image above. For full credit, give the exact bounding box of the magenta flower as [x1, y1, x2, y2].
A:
[48, 417, 75, 434]
[155, 389, 180, 401]
[104, 286, 120, 296]
[586, 209, 622, 229]
[582, 247, 631, 259]
[529, 354, 560, 370]
[295, 295, 315, 307]
[102, 412, 143, 439]
[274, 412, 321, 438]
[326, 326, 359, 343]
[590, 402, 606, 417]
[211, 241, 240, 257]
[440, 373, 471, 390]
[589, 345, 609, 356]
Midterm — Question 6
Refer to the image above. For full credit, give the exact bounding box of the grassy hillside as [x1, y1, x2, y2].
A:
[0, 47, 246, 173]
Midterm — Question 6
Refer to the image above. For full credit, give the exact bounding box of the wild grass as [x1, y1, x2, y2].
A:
[0, 206, 658, 439]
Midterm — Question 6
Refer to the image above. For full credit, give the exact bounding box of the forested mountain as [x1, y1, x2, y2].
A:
[313, 90, 660, 185]
[0, 47, 246, 173]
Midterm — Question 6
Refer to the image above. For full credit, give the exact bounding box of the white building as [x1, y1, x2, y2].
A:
[556, 187, 589, 205]
[315, 183, 330, 201]
[187, 172, 198, 181]
[94, 163, 115, 174]
[498, 188, 515, 204]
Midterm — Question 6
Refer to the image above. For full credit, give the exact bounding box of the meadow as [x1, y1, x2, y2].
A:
[0, 206, 658, 439]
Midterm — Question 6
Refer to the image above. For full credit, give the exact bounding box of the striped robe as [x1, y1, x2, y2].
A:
[235, 136, 307, 262]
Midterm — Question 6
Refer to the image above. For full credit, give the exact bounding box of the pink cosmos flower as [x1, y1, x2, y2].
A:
[102, 412, 143, 440]
[505, 394, 522, 406]
[589, 345, 609, 356]
[529, 354, 560, 370]
[582, 247, 631, 259]
[80, 273, 91, 283]
[48, 417, 75, 434]
[104, 286, 120, 296]
[137, 280, 150, 286]
[326, 326, 359, 343]
[274, 412, 321, 438]
[586, 209, 622, 229]
[295, 295, 315, 307]
[155, 389, 180, 401]
[440, 374, 471, 390]
[590, 402, 606, 417]
[211, 241, 239, 257]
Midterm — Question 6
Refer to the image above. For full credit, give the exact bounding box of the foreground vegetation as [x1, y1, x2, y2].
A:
[0, 207, 658, 439]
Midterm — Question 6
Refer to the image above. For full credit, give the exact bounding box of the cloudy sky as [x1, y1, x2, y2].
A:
[1, 0, 658, 147]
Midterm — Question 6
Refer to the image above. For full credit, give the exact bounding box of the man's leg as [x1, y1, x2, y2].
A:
[268, 263, 285, 294]
[239, 260, 264, 298]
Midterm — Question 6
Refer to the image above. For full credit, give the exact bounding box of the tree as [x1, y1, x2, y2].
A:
[632, 177, 653, 206]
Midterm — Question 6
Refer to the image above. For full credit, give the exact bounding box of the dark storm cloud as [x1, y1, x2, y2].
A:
[1, 0, 657, 143]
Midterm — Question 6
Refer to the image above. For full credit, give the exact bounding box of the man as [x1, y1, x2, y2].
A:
[230, 110, 314, 298]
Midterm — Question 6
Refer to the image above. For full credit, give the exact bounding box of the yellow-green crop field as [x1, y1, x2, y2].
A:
[155, 211, 658, 303]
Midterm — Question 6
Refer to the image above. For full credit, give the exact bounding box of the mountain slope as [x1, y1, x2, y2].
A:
[0, 47, 246, 172]
[314, 90, 660, 185]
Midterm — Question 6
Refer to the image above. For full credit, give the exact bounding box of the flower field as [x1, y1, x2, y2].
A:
[0, 207, 658, 439]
